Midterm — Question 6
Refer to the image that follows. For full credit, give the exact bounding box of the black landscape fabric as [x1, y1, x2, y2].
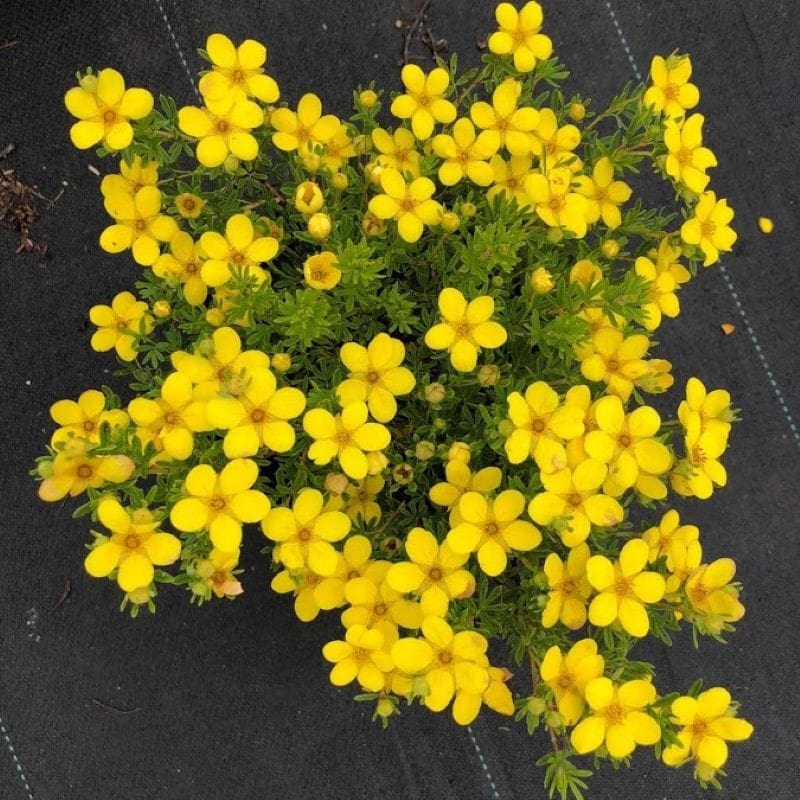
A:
[1, 1, 799, 798]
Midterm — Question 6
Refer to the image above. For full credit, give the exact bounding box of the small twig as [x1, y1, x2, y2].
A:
[0, 39, 19, 52]
[0, 143, 15, 160]
[92, 698, 141, 715]
[50, 579, 71, 612]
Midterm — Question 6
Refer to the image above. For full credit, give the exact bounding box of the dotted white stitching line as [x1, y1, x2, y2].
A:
[0, 715, 34, 800]
[466, 725, 501, 800]
[604, 0, 800, 450]
[604, 1, 642, 81]
[151, 0, 202, 102]
[718, 263, 800, 446]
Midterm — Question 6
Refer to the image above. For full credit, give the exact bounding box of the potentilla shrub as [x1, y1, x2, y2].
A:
[35, 2, 752, 795]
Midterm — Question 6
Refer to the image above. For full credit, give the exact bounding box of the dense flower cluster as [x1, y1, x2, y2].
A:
[38, 4, 751, 796]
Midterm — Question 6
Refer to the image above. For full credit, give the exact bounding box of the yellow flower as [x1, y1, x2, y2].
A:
[662, 688, 753, 773]
[85, 500, 180, 591]
[525, 167, 588, 236]
[758, 216, 774, 234]
[387, 527, 475, 617]
[651, 237, 691, 285]
[483, 667, 515, 718]
[323, 624, 394, 692]
[153, 231, 209, 306]
[271, 93, 340, 154]
[195, 548, 243, 599]
[469, 79, 539, 156]
[587, 538, 666, 637]
[575, 157, 632, 229]
[391, 617, 490, 725]
[681, 191, 737, 267]
[49, 389, 129, 446]
[303, 250, 342, 290]
[179, 93, 264, 167]
[199, 213, 278, 287]
[570, 678, 661, 759]
[390, 64, 457, 141]
[315, 124, 356, 172]
[431, 118, 499, 186]
[368, 167, 442, 243]
[99, 187, 178, 266]
[529, 109, 581, 169]
[487, 154, 535, 207]
[540, 639, 605, 724]
[569, 258, 603, 289]
[685, 558, 744, 625]
[37, 439, 134, 502]
[579, 327, 653, 402]
[100, 156, 158, 198]
[342, 561, 422, 631]
[584, 395, 673, 499]
[174, 193, 206, 219]
[542, 543, 592, 629]
[634, 255, 680, 330]
[642, 509, 699, 563]
[424, 288, 507, 372]
[664, 114, 717, 193]
[678, 377, 733, 442]
[262, 488, 351, 576]
[339, 476, 385, 523]
[528, 459, 624, 547]
[530, 266, 554, 294]
[170, 459, 270, 552]
[447, 490, 541, 576]
[673, 414, 728, 499]
[644, 55, 699, 119]
[371, 127, 420, 177]
[198, 33, 279, 103]
[307, 212, 332, 240]
[487, 2, 553, 73]
[303, 402, 391, 479]
[663, 535, 702, 595]
[65, 68, 153, 150]
[89, 291, 154, 362]
[128, 372, 210, 461]
[429, 460, 503, 515]
[504, 381, 585, 467]
[336, 333, 415, 422]
[294, 181, 324, 214]
[206, 368, 306, 458]
[272, 567, 334, 622]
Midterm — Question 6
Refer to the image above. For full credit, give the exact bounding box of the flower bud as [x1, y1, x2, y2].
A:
[376, 697, 396, 718]
[460, 201, 477, 218]
[526, 697, 547, 715]
[295, 181, 324, 214]
[432, 417, 447, 431]
[325, 472, 350, 496]
[362, 211, 386, 237]
[223, 155, 240, 173]
[477, 364, 500, 387]
[302, 151, 322, 172]
[546, 711, 564, 730]
[258, 217, 284, 241]
[206, 308, 225, 327]
[392, 463, 414, 485]
[359, 89, 379, 109]
[546, 226, 564, 243]
[448, 441, 470, 464]
[601, 239, 620, 258]
[530, 266, 554, 295]
[79, 73, 98, 92]
[331, 172, 348, 190]
[440, 211, 460, 232]
[568, 102, 586, 122]
[415, 441, 436, 461]
[353, 134, 371, 155]
[424, 382, 446, 405]
[126, 586, 151, 605]
[153, 300, 171, 318]
[271, 353, 291, 373]
[307, 212, 332, 240]
[497, 418, 514, 437]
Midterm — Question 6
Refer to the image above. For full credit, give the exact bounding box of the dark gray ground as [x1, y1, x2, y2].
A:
[1, 1, 799, 798]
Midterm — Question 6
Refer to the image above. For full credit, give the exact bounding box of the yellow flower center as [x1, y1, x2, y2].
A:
[531, 419, 546, 433]
[428, 567, 443, 582]
[231, 251, 245, 265]
[400, 197, 417, 212]
[135, 219, 147, 232]
[347, 570, 360, 579]
[164, 411, 181, 426]
[455, 321, 472, 337]
[311, 269, 328, 281]
[415, 94, 430, 107]
[336, 430, 351, 446]
[250, 409, 267, 423]
[557, 673, 574, 690]
[689, 584, 708, 604]
[230, 68, 246, 84]
[124, 533, 141, 550]
[700, 220, 716, 239]
[691, 718, 710, 737]
[211, 570, 228, 586]
[567, 493, 582, 508]
[560, 577, 578, 595]
[183, 198, 197, 211]
[618, 434, 631, 448]
[298, 527, 312, 542]
[511, 28, 527, 45]
[438, 650, 453, 664]
[606, 358, 620, 373]
[186, 261, 198, 274]
[675, 147, 692, 166]
[77, 464, 93, 478]
[353, 647, 369, 660]
[215, 118, 231, 134]
[485, 522, 500, 536]
[83, 420, 96, 432]
[691, 445, 706, 465]
[506, 177, 520, 189]
[103, 109, 118, 124]
[210, 496, 226, 510]
[614, 577, 632, 597]
[548, 195, 565, 212]
[366, 370, 380, 384]
[663, 83, 679, 102]
[373, 603, 388, 616]
[603, 702, 626, 724]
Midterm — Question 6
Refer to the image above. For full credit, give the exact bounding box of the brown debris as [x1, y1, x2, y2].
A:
[720, 322, 736, 335]
[396, 0, 448, 65]
[0, 144, 62, 258]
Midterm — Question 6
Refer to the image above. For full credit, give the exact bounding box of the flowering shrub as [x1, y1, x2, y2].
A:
[36, 3, 753, 796]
